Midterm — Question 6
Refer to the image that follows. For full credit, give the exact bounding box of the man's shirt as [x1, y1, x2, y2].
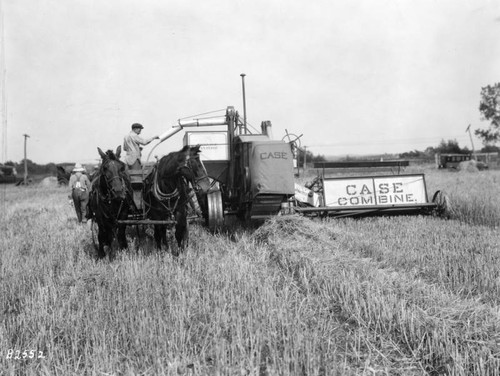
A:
[69, 173, 91, 191]
[123, 131, 155, 165]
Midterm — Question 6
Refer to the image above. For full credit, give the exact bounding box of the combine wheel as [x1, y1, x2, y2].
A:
[432, 190, 452, 219]
[207, 190, 224, 232]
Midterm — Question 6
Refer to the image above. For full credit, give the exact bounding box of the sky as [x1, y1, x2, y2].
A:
[1, 0, 499, 164]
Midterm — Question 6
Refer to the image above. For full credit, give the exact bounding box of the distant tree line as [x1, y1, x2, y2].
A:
[3, 159, 59, 176]
[297, 148, 326, 163]
[399, 139, 500, 160]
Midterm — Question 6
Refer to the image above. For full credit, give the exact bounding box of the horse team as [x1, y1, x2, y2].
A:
[88, 145, 210, 259]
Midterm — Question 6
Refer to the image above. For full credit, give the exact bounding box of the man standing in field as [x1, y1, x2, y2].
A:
[123, 123, 159, 170]
[68, 163, 91, 223]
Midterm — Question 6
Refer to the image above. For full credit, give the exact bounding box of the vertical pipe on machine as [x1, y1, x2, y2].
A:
[227, 106, 235, 198]
[240, 73, 247, 135]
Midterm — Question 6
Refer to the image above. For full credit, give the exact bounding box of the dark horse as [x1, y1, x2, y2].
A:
[143, 145, 208, 255]
[88, 146, 133, 259]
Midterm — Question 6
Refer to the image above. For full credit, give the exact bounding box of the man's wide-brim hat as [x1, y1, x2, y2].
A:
[132, 123, 144, 130]
[73, 163, 85, 173]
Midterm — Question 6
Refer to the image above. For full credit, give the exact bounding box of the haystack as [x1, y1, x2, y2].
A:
[252, 215, 335, 245]
[457, 160, 479, 173]
[40, 176, 58, 186]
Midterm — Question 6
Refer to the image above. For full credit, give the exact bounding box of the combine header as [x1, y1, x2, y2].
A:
[292, 161, 450, 219]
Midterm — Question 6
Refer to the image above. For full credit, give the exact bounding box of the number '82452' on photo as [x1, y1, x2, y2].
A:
[4, 349, 46, 360]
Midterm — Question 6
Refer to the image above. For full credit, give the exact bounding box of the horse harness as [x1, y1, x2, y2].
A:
[146, 156, 198, 216]
[90, 163, 130, 224]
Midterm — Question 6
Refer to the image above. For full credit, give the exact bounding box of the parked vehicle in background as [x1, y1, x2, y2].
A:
[0, 164, 18, 184]
[56, 163, 73, 185]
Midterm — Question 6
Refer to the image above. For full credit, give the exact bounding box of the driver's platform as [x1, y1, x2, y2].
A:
[128, 165, 154, 210]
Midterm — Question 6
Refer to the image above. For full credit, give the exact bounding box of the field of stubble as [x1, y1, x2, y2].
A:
[1, 166, 500, 375]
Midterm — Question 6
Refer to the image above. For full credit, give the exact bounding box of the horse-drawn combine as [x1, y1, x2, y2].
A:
[88, 105, 449, 257]
[153, 106, 296, 231]
[154, 106, 449, 228]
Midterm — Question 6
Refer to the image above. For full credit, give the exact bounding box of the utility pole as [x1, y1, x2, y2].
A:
[466, 124, 476, 159]
[240, 73, 247, 134]
[23, 133, 29, 185]
[303, 146, 307, 171]
[1, 0, 7, 165]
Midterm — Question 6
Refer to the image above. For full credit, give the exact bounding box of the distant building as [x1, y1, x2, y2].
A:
[435, 152, 498, 169]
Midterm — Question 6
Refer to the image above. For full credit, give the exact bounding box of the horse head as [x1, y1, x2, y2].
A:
[153, 145, 184, 189]
[97, 146, 128, 201]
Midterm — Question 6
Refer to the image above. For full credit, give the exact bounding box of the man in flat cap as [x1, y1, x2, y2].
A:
[123, 123, 159, 169]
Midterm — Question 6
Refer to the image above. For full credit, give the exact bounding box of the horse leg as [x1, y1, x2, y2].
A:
[174, 210, 189, 253]
[154, 224, 164, 250]
[97, 226, 107, 259]
[117, 224, 128, 250]
[106, 228, 116, 261]
[160, 224, 169, 250]
[98, 225, 114, 260]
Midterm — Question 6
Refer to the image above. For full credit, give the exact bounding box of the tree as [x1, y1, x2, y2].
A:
[480, 144, 500, 153]
[424, 146, 436, 156]
[400, 149, 425, 159]
[296, 148, 325, 164]
[13, 159, 58, 175]
[476, 83, 500, 144]
[436, 139, 469, 154]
